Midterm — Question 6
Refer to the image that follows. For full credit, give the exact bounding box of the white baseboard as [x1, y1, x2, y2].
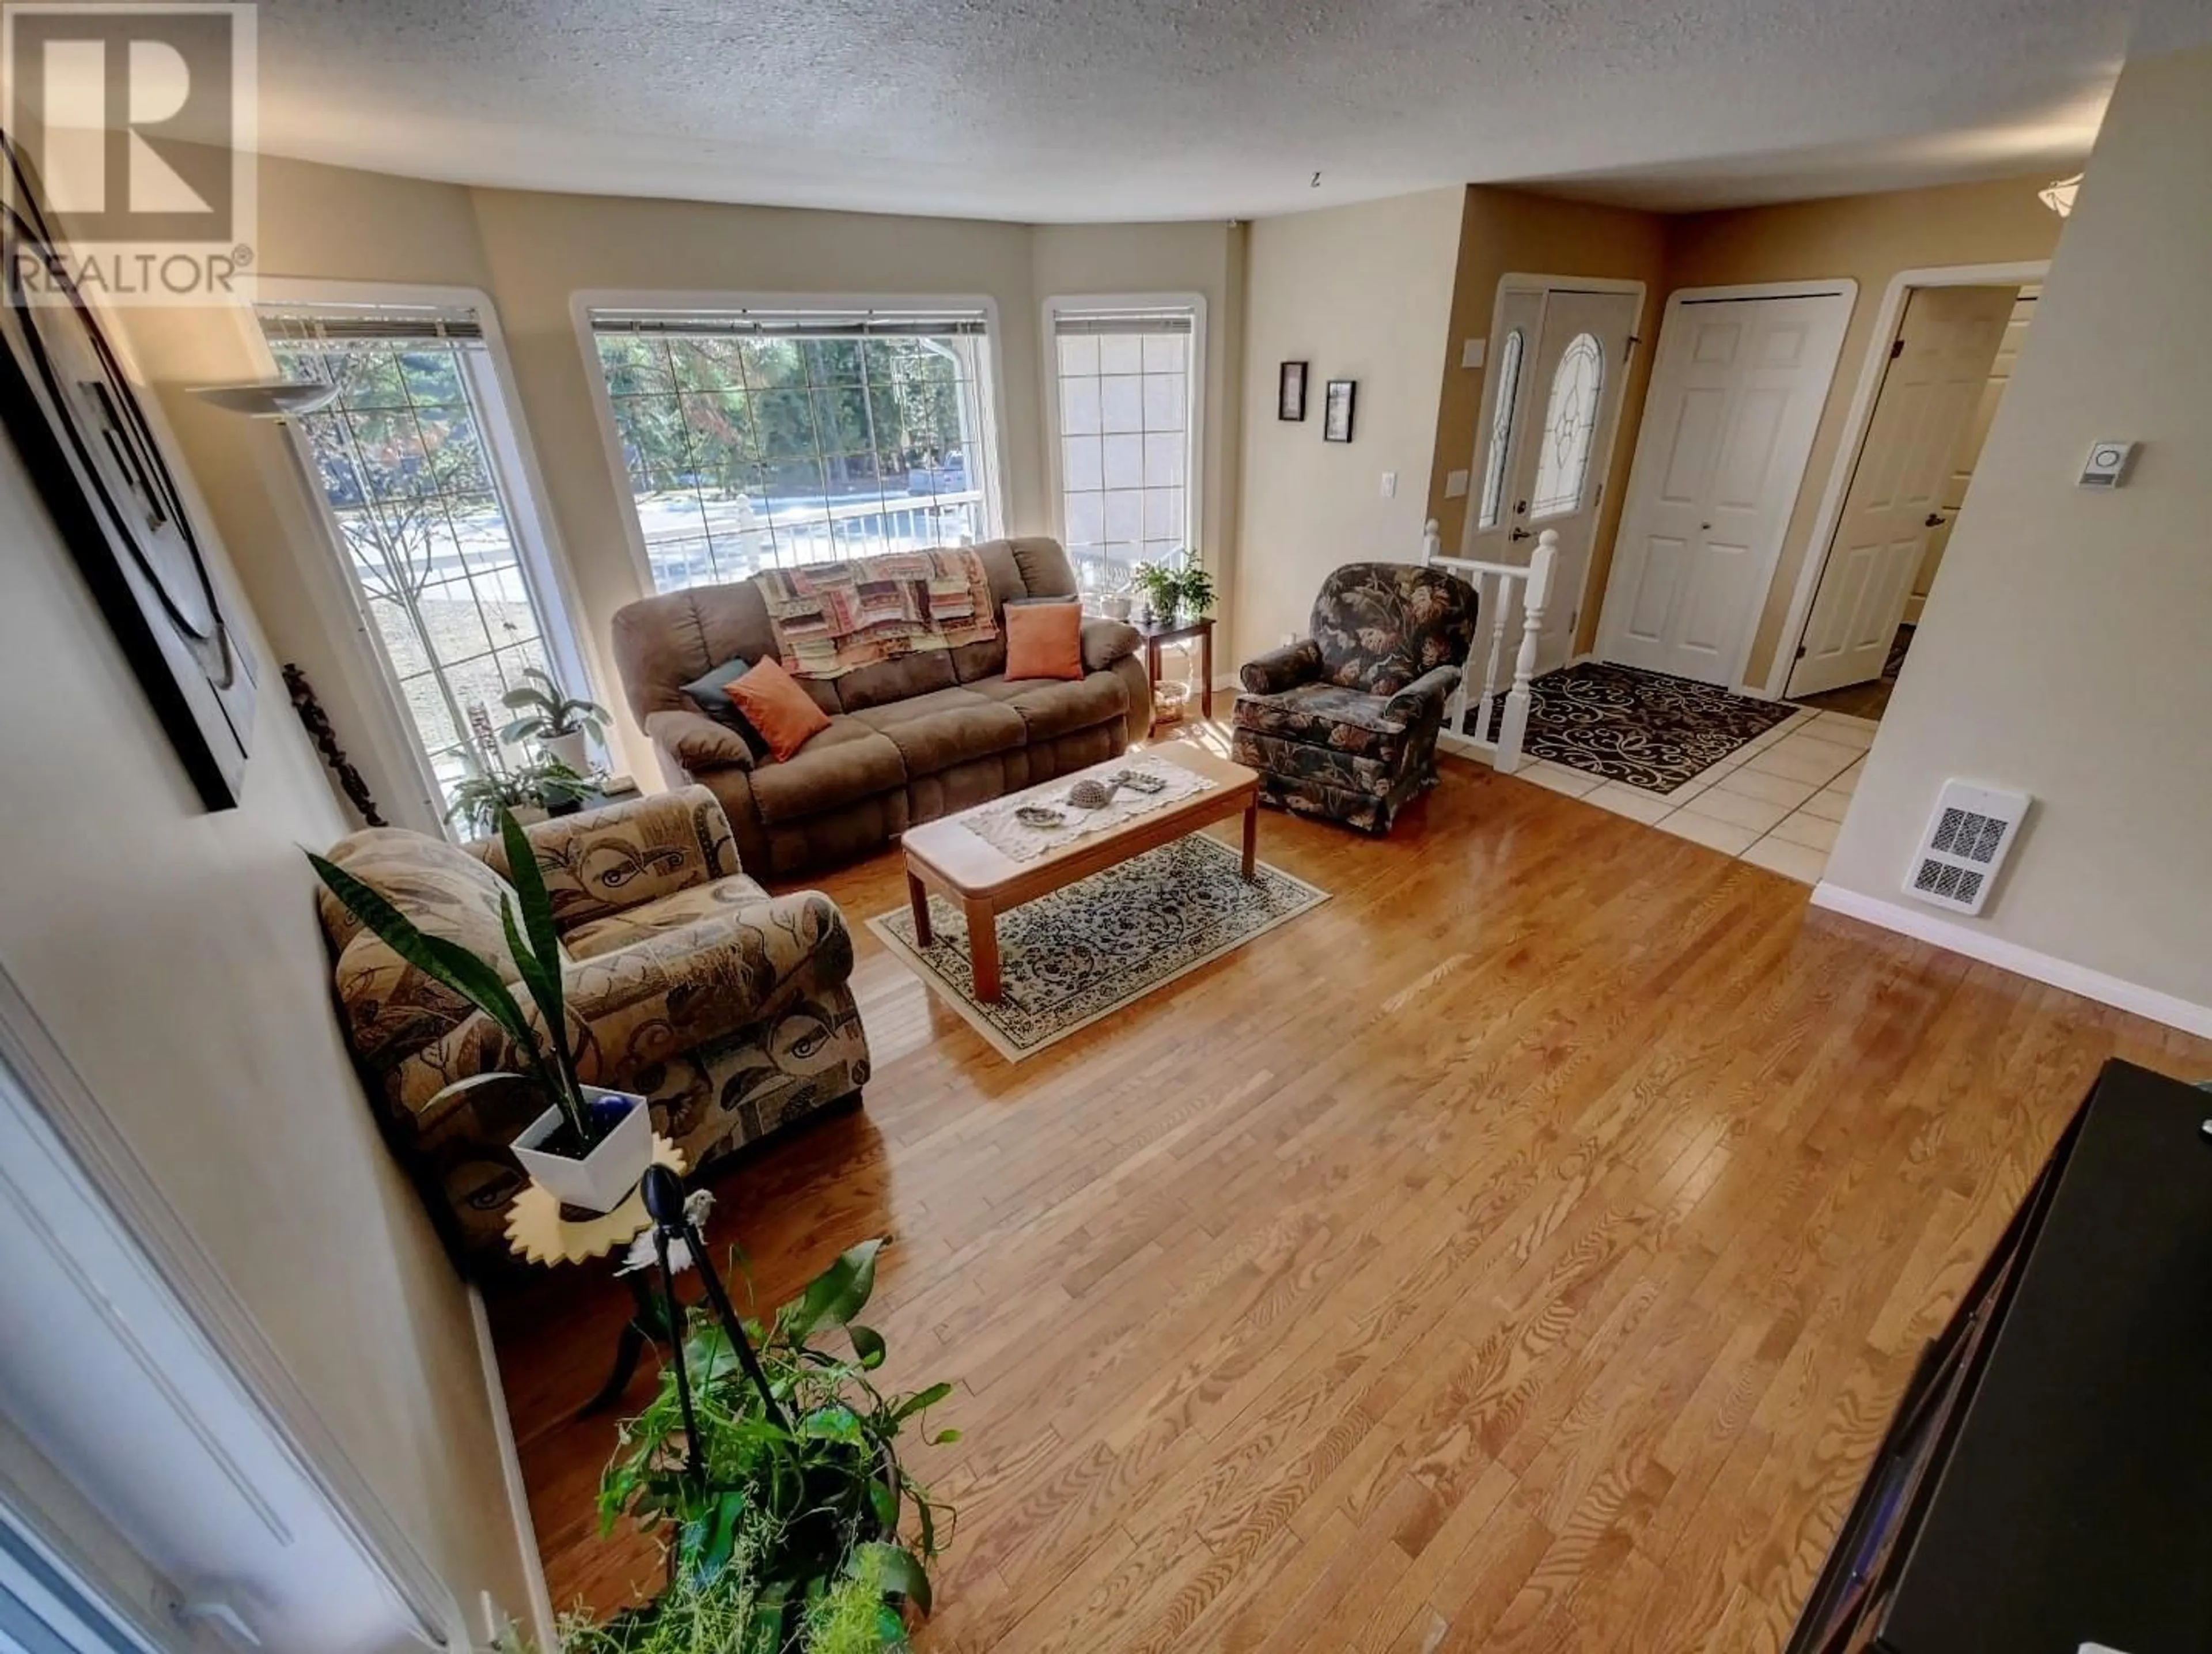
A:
[470, 1287, 558, 1653]
[1809, 882, 2212, 1038]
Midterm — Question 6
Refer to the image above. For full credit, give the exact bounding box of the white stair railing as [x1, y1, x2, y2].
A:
[1421, 517, 1555, 775]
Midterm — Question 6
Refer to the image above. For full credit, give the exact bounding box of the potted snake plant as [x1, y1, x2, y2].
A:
[308, 807, 652, 1212]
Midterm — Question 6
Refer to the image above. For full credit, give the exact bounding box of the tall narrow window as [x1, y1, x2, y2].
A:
[586, 306, 1001, 592]
[1529, 332, 1604, 518]
[1050, 301, 1199, 595]
[1476, 327, 1525, 531]
[260, 300, 589, 826]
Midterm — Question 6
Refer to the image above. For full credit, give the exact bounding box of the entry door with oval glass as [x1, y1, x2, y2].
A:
[1463, 285, 1641, 675]
[1597, 290, 1853, 687]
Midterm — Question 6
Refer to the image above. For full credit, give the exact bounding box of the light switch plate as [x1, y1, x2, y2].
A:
[1380, 471, 1397, 498]
[1461, 338, 1485, 369]
[1444, 469, 1470, 498]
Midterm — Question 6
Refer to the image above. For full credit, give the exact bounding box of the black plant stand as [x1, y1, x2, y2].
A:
[579, 1270, 675, 1417]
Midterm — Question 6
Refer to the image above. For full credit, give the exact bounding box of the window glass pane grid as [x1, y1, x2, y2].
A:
[593, 315, 994, 592]
[1053, 308, 1195, 594]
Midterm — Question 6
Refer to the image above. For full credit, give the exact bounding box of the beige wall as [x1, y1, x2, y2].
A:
[1234, 187, 1465, 660]
[1823, 44, 2212, 1018]
[0, 382, 528, 1629]
[1662, 176, 2062, 687]
[1425, 187, 1669, 645]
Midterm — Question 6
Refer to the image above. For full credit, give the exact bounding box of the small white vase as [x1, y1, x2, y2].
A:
[1100, 593, 1132, 622]
[512, 1086, 653, 1213]
[539, 731, 590, 775]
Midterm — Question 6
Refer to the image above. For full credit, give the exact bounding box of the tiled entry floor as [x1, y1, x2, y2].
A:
[1512, 707, 1873, 884]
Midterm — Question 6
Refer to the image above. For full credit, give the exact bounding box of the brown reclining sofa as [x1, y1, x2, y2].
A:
[611, 537, 1155, 877]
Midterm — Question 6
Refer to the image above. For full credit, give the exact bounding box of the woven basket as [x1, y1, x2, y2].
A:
[1153, 680, 1191, 725]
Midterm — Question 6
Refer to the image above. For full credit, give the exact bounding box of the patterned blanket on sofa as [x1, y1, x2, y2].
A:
[754, 548, 998, 678]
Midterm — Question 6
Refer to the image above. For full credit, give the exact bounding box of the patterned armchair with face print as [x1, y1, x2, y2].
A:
[315, 786, 869, 1271]
[1230, 562, 1479, 834]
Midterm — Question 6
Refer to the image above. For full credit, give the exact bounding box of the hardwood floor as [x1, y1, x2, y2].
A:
[490, 729, 2212, 1651]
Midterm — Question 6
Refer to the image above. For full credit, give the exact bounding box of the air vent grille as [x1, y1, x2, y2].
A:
[1905, 781, 2029, 917]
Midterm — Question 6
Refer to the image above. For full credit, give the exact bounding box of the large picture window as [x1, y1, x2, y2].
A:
[586, 305, 1002, 592]
[1048, 301, 1199, 596]
[260, 298, 589, 827]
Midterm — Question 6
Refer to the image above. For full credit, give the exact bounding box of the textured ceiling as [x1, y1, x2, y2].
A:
[248, 0, 2209, 221]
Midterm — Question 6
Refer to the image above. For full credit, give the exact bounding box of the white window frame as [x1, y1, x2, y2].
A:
[252, 278, 599, 831]
[570, 289, 1012, 597]
[1042, 292, 1207, 585]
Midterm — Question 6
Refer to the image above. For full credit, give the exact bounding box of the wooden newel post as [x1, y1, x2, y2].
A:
[1494, 529, 1557, 774]
[1422, 518, 1442, 564]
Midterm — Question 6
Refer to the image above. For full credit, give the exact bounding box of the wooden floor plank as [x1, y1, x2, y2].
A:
[490, 736, 2212, 1647]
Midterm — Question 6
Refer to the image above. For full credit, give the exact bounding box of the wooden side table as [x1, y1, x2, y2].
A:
[506, 1135, 688, 1417]
[1134, 616, 1216, 720]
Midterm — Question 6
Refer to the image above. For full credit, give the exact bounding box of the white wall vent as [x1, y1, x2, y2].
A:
[1904, 780, 2030, 916]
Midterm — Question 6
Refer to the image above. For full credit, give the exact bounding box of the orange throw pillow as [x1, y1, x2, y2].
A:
[726, 658, 831, 762]
[1003, 600, 1084, 681]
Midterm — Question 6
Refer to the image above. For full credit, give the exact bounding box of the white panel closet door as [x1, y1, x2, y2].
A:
[1788, 285, 2018, 697]
[1597, 291, 1851, 686]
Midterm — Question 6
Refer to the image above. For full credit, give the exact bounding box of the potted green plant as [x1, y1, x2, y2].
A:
[307, 808, 652, 1213]
[1130, 552, 1213, 628]
[502, 667, 610, 777]
[1177, 558, 1217, 619]
[1128, 559, 1181, 627]
[575, 1239, 957, 1653]
[445, 758, 592, 838]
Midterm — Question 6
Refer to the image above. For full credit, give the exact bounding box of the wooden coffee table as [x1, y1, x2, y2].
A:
[901, 742, 1260, 1002]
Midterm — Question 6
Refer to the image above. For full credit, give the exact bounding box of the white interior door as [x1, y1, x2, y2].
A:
[1906, 288, 2035, 624]
[1791, 285, 2020, 693]
[1464, 287, 1639, 674]
[1597, 289, 1852, 686]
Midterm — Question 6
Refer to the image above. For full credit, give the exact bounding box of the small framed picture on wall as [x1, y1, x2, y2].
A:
[1278, 361, 1308, 421]
[1323, 379, 1357, 443]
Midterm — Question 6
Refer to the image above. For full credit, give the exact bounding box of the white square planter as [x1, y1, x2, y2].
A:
[539, 731, 590, 776]
[512, 1087, 652, 1213]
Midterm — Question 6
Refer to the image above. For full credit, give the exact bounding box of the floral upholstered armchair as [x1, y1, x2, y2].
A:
[1230, 562, 1479, 834]
[315, 786, 869, 1270]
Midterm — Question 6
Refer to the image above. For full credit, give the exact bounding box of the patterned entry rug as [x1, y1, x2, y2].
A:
[868, 834, 1329, 1062]
[1461, 661, 1798, 793]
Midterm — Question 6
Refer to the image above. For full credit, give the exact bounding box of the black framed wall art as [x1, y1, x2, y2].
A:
[0, 135, 256, 810]
[1323, 379, 1357, 443]
[1277, 360, 1307, 421]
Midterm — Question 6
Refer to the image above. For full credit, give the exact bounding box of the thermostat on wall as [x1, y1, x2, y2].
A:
[2078, 440, 2137, 488]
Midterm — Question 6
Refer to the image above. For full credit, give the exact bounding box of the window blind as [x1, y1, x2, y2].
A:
[1052, 308, 1195, 336]
[588, 306, 989, 339]
[253, 301, 483, 344]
